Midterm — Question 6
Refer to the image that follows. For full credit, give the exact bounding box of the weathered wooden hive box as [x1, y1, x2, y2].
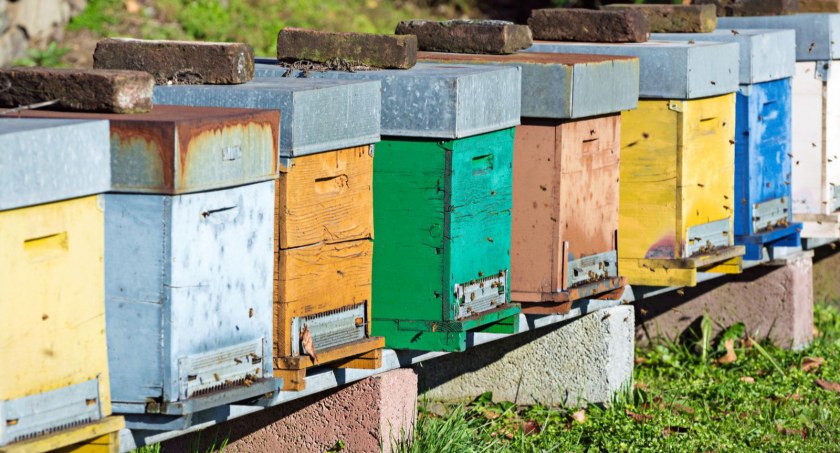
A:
[526, 41, 745, 287]
[155, 78, 385, 391]
[719, 14, 840, 239]
[256, 62, 523, 351]
[20, 106, 280, 430]
[416, 51, 639, 314]
[0, 118, 125, 451]
[654, 29, 800, 260]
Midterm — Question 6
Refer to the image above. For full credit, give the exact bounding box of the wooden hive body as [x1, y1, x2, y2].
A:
[791, 61, 840, 238]
[0, 197, 112, 446]
[371, 128, 520, 352]
[734, 78, 801, 258]
[619, 94, 744, 287]
[511, 115, 624, 312]
[273, 146, 384, 391]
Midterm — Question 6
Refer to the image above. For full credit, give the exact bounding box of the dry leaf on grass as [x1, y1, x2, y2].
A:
[626, 410, 653, 423]
[776, 425, 808, 439]
[635, 357, 648, 365]
[815, 379, 840, 392]
[802, 357, 825, 373]
[522, 420, 541, 436]
[634, 382, 650, 391]
[716, 339, 738, 365]
[570, 409, 586, 424]
[787, 393, 802, 401]
[740, 376, 755, 384]
[670, 403, 696, 415]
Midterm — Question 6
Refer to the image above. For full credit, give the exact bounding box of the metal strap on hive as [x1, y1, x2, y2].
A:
[0, 378, 102, 446]
[453, 270, 508, 320]
[685, 218, 731, 257]
[177, 338, 264, 400]
[752, 197, 789, 233]
[566, 250, 618, 289]
[290, 303, 367, 357]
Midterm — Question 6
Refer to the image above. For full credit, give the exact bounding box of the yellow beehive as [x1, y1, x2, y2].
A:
[618, 94, 745, 287]
[0, 196, 112, 440]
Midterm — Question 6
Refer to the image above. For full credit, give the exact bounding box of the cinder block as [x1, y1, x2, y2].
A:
[255, 60, 521, 139]
[417, 305, 635, 406]
[800, 0, 840, 12]
[604, 4, 717, 33]
[394, 19, 532, 55]
[717, 14, 840, 61]
[159, 369, 418, 453]
[154, 77, 380, 157]
[0, 67, 154, 113]
[277, 28, 417, 69]
[416, 51, 639, 119]
[0, 118, 110, 211]
[18, 105, 278, 194]
[636, 251, 814, 350]
[93, 38, 255, 85]
[524, 40, 739, 99]
[528, 8, 650, 43]
[653, 29, 795, 85]
[694, 0, 798, 17]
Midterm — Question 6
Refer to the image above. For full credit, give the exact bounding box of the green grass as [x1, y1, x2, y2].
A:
[402, 304, 840, 452]
[67, 0, 460, 57]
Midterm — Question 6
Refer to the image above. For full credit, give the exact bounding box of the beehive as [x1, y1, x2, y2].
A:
[417, 51, 639, 313]
[0, 119, 119, 448]
[719, 14, 840, 238]
[527, 41, 744, 287]
[0, 415, 124, 453]
[155, 78, 384, 390]
[19, 106, 281, 425]
[654, 29, 801, 259]
[255, 62, 524, 351]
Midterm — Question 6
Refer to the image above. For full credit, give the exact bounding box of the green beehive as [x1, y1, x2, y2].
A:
[373, 130, 520, 351]
[254, 61, 523, 351]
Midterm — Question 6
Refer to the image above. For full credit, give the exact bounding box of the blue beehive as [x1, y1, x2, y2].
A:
[654, 30, 801, 260]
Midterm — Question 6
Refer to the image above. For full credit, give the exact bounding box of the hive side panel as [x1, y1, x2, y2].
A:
[791, 62, 828, 215]
[372, 139, 446, 322]
[446, 128, 515, 317]
[618, 101, 679, 261]
[511, 121, 559, 296]
[678, 94, 737, 254]
[0, 196, 110, 409]
[557, 115, 621, 273]
[824, 68, 840, 213]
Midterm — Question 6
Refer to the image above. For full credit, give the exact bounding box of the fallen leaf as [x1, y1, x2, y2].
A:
[743, 337, 755, 348]
[570, 409, 586, 424]
[662, 426, 690, 437]
[716, 339, 738, 365]
[815, 379, 840, 392]
[787, 393, 802, 401]
[481, 410, 501, 420]
[740, 376, 755, 384]
[802, 357, 825, 373]
[814, 326, 822, 337]
[522, 420, 541, 436]
[626, 410, 653, 423]
[504, 431, 514, 440]
[777, 425, 808, 439]
[634, 382, 650, 391]
[670, 403, 696, 415]
[635, 357, 648, 365]
[124, 0, 141, 13]
[301, 324, 318, 362]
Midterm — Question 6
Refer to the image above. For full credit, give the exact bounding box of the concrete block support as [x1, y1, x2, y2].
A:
[160, 369, 417, 453]
[636, 252, 815, 350]
[416, 305, 635, 407]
